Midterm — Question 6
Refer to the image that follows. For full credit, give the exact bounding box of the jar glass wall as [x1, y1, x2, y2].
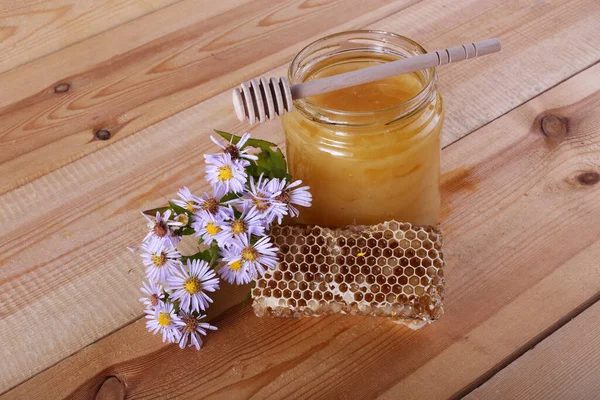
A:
[282, 30, 444, 227]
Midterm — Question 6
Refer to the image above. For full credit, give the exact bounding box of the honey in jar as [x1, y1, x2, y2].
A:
[282, 31, 444, 227]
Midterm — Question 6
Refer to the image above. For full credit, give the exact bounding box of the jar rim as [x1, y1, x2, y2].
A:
[288, 30, 437, 125]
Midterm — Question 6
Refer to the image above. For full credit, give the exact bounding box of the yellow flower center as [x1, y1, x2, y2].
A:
[231, 220, 246, 235]
[252, 197, 269, 211]
[185, 201, 195, 212]
[184, 277, 201, 294]
[152, 253, 166, 267]
[230, 260, 243, 271]
[176, 214, 189, 225]
[206, 222, 221, 236]
[157, 312, 171, 326]
[241, 247, 259, 262]
[217, 165, 234, 182]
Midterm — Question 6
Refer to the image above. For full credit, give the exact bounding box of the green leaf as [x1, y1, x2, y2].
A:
[214, 130, 288, 179]
[142, 206, 169, 216]
[181, 249, 212, 263]
[220, 192, 240, 203]
[177, 227, 195, 236]
[215, 130, 277, 151]
[208, 243, 221, 267]
[169, 201, 190, 216]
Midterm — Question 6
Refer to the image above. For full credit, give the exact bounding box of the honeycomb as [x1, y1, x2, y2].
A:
[252, 221, 445, 329]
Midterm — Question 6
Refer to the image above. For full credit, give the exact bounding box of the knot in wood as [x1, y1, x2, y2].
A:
[95, 376, 126, 400]
[54, 83, 70, 93]
[95, 129, 111, 141]
[577, 171, 599, 186]
[541, 115, 567, 141]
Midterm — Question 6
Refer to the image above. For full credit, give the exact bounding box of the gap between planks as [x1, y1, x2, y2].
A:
[455, 293, 600, 399]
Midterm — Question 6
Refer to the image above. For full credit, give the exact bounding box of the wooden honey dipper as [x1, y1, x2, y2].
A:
[233, 38, 501, 125]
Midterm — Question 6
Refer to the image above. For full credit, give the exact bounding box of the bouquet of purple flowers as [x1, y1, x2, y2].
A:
[138, 131, 311, 350]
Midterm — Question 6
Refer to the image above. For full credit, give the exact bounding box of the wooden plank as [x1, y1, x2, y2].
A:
[465, 301, 600, 400]
[0, 0, 411, 195]
[0, 0, 181, 73]
[4, 55, 600, 399]
[1, 0, 599, 195]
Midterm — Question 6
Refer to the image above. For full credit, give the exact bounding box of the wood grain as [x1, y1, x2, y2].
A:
[466, 301, 600, 400]
[0, 0, 412, 195]
[4, 58, 600, 399]
[0, 0, 181, 74]
[1, 0, 600, 195]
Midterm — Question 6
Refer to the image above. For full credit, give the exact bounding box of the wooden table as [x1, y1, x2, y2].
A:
[1, 1, 599, 399]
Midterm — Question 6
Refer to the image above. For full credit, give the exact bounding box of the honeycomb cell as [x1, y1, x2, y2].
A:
[417, 231, 428, 241]
[253, 220, 445, 327]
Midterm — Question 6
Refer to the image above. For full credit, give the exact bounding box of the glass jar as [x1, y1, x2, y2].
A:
[282, 30, 444, 227]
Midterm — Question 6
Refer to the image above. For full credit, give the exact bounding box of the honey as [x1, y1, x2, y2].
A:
[282, 31, 444, 227]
